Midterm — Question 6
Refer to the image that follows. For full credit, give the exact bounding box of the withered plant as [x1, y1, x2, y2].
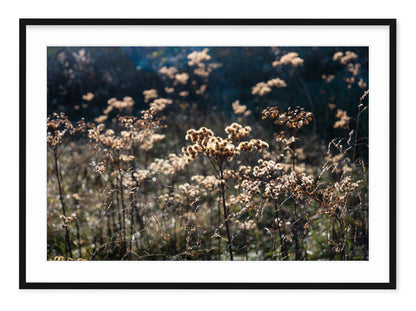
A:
[47, 112, 85, 259]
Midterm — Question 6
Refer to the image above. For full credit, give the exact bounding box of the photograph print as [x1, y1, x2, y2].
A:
[46, 46, 369, 262]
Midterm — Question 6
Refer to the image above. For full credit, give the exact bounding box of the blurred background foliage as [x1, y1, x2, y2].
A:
[47, 46, 368, 160]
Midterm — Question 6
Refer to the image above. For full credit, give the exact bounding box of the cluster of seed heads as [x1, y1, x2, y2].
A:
[225, 123, 251, 141]
[183, 127, 239, 162]
[47, 113, 85, 148]
[183, 124, 269, 164]
[262, 106, 313, 129]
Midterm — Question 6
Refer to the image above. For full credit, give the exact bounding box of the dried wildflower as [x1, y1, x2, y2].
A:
[159, 66, 178, 79]
[267, 77, 287, 88]
[236, 193, 254, 209]
[123, 96, 134, 106]
[252, 159, 283, 178]
[262, 106, 313, 129]
[175, 72, 189, 85]
[143, 89, 158, 103]
[106, 96, 135, 111]
[82, 92, 94, 101]
[237, 139, 269, 153]
[183, 128, 239, 163]
[273, 52, 304, 67]
[149, 98, 173, 112]
[60, 213, 77, 226]
[178, 183, 200, 198]
[240, 158, 314, 203]
[225, 123, 252, 141]
[123, 169, 149, 188]
[333, 109, 350, 129]
[314, 176, 361, 215]
[47, 113, 84, 148]
[261, 106, 280, 120]
[253, 77, 286, 96]
[88, 96, 167, 174]
[193, 64, 212, 78]
[252, 82, 271, 96]
[232, 100, 251, 116]
[187, 48, 211, 66]
[333, 51, 358, 65]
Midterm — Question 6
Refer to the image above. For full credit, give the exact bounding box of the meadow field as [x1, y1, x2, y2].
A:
[47, 47, 368, 261]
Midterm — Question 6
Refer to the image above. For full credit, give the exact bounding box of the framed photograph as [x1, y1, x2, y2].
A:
[20, 19, 396, 289]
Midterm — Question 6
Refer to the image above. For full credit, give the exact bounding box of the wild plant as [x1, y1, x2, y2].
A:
[47, 112, 85, 259]
[182, 123, 268, 260]
[87, 96, 169, 259]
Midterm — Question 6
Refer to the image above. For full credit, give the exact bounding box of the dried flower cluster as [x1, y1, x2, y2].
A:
[333, 109, 350, 129]
[333, 51, 358, 65]
[225, 123, 252, 141]
[188, 51, 213, 77]
[267, 77, 288, 88]
[159, 66, 178, 80]
[273, 52, 304, 67]
[47, 113, 85, 148]
[332, 50, 367, 90]
[107, 96, 135, 111]
[182, 127, 239, 162]
[149, 98, 173, 112]
[187, 48, 211, 66]
[238, 159, 313, 202]
[82, 92, 95, 101]
[314, 176, 361, 215]
[231, 100, 251, 116]
[175, 72, 189, 85]
[251, 82, 271, 96]
[60, 213, 77, 226]
[143, 89, 158, 103]
[252, 77, 287, 96]
[262, 106, 313, 129]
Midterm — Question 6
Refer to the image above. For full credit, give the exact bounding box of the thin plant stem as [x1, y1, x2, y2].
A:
[219, 166, 233, 261]
[53, 148, 73, 259]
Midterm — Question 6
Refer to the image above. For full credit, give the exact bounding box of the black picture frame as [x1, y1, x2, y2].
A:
[19, 18, 396, 290]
